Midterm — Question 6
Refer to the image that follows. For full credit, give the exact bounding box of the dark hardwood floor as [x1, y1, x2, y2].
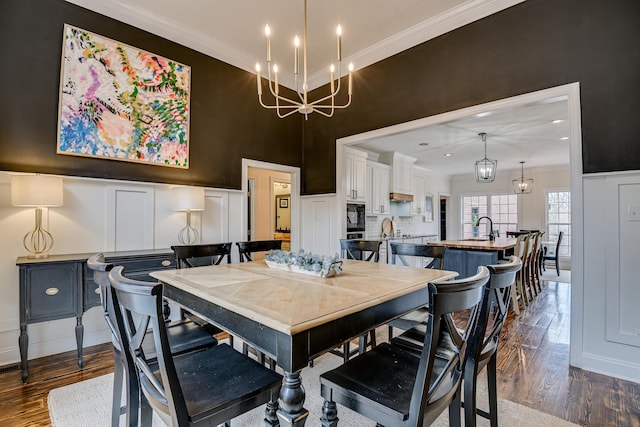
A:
[1, 275, 639, 426]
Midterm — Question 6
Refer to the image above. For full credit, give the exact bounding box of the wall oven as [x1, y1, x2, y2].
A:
[346, 203, 365, 239]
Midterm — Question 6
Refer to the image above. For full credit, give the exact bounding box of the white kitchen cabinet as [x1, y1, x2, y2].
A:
[411, 167, 427, 215]
[344, 147, 367, 203]
[380, 152, 416, 195]
[366, 160, 390, 215]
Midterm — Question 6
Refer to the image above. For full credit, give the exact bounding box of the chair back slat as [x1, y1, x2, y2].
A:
[172, 243, 232, 268]
[87, 254, 118, 338]
[481, 256, 522, 352]
[339, 239, 382, 262]
[390, 243, 446, 269]
[407, 266, 490, 426]
[236, 240, 283, 262]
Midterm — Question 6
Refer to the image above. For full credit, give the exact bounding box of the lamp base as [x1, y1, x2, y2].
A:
[23, 208, 54, 258]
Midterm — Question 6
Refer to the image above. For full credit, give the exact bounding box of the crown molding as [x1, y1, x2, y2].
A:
[65, 0, 526, 90]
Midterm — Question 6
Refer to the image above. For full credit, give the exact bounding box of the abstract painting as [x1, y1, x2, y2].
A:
[57, 24, 191, 168]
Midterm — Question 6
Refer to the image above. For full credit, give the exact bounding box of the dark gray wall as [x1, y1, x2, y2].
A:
[0, 0, 302, 189]
[302, 0, 640, 194]
[1, 0, 638, 194]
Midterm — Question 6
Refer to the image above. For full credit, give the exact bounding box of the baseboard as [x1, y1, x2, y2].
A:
[0, 329, 111, 366]
[580, 352, 640, 384]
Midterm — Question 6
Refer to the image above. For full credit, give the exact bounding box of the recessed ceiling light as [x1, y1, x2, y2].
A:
[552, 119, 565, 124]
[444, 153, 452, 157]
[419, 142, 429, 146]
[561, 136, 569, 140]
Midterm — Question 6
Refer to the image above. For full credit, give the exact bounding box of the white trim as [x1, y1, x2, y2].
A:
[241, 159, 301, 251]
[337, 82, 584, 367]
[64, 0, 525, 91]
[581, 352, 640, 385]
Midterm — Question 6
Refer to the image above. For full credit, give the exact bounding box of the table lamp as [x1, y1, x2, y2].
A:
[172, 186, 204, 244]
[11, 174, 64, 258]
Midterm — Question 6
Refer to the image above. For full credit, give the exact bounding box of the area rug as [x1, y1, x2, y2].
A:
[49, 351, 578, 427]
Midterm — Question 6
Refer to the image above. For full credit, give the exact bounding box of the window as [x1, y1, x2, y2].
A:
[546, 190, 571, 257]
[461, 194, 517, 239]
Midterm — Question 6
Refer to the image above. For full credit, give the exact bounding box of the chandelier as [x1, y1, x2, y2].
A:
[255, 0, 353, 119]
[512, 161, 534, 194]
[475, 132, 497, 183]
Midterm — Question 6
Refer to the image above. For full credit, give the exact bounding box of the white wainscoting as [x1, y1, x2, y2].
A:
[301, 194, 337, 256]
[0, 172, 243, 366]
[582, 172, 640, 383]
[605, 176, 640, 347]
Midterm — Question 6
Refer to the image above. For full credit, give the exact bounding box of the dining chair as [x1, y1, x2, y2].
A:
[327, 239, 383, 363]
[462, 255, 521, 427]
[236, 239, 282, 262]
[171, 243, 231, 344]
[172, 242, 232, 267]
[519, 233, 534, 305]
[509, 233, 528, 314]
[108, 266, 283, 427]
[339, 239, 382, 262]
[543, 231, 564, 276]
[87, 254, 218, 427]
[319, 266, 490, 427]
[387, 242, 446, 341]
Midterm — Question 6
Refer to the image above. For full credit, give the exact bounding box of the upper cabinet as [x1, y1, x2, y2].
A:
[411, 167, 427, 215]
[344, 147, 367, 203]
[366, 160, 390, 215]
[380, 152, 416, 195]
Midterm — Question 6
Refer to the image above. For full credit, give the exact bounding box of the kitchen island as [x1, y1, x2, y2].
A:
[428, 237, 517, 278]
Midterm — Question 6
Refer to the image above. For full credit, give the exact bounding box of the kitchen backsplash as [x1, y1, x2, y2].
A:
[366, 215, 422, 239]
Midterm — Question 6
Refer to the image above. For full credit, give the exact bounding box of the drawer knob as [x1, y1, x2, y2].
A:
[45, 287, 59, 296]
[95, 287, 101, 294]
[161, 260, 172, 267]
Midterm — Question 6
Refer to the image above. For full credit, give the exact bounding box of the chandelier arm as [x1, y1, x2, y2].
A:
[294, 75, 305, 103]
[312, 108, 334, 118]
[313, 95, 352, 110]
[258, 94, 301, 110]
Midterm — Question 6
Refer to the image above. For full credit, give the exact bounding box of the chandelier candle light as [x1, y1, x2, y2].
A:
[256, 0, 353, 119]
[513, 161, 534, 194]
[475, 132, 497, 183]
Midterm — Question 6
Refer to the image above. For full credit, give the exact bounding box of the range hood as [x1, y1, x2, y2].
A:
[390, 192, 413, 203]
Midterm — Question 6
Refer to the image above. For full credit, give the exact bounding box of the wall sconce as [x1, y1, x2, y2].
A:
[172, 186, 205, 244]
[11, 174, 64, 258]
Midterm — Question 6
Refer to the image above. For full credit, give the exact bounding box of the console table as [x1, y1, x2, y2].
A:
[16, 249, 175, 383]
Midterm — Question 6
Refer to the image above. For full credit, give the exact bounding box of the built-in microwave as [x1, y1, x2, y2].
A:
[346, 203, 366, 233]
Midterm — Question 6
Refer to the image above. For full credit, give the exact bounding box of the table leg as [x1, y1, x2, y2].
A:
[276, 371, 308, 427]
[264, 395, 279, 426]
[75, 315, 84, 369]
[320, 399, 338, 427]
[19, 323, 28, 383]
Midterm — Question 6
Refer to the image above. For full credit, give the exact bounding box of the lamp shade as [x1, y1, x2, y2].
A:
[172, 186, 205, 211]
[11, 175, 64, 207]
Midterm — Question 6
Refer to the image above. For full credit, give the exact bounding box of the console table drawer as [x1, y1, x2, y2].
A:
[25, 264, 78, 322]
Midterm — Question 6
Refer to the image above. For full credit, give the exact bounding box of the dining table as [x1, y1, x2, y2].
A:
[150, 259, 457, 426]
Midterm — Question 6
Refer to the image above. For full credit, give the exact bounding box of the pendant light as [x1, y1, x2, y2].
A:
[475, 132, 497, 183]
[512, 161, 533, 194]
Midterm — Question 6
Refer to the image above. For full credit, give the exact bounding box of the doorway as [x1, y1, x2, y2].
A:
[335, 83, 583, 367]
[242, 159, 301, 253]
[439, 194, 449, 240]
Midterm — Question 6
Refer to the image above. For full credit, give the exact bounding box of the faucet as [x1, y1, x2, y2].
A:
[476, 216, 495, 241]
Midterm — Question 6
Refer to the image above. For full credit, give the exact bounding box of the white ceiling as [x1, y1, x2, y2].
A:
[352, 97, 571, 176]
[64, 0, 569, 174]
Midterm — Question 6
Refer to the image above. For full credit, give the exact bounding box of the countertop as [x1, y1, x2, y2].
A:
[380, 234, 439, 241]
[427, 238, 517, 251]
